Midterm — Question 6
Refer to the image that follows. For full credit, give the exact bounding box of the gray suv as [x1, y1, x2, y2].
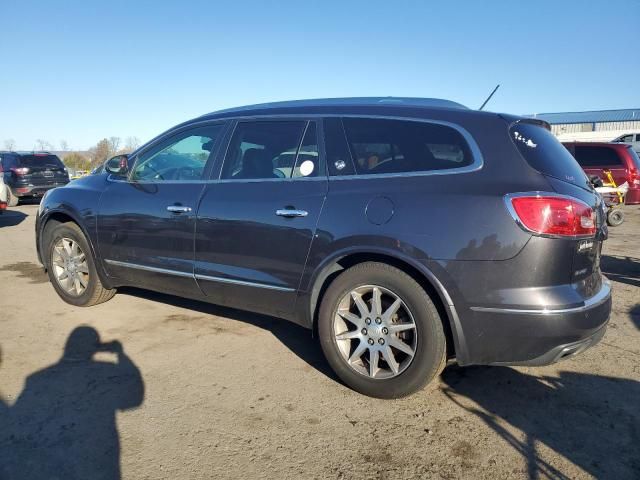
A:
[35, 98, 611, 398]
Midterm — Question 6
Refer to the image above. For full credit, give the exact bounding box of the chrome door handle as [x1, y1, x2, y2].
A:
[167, 205, 192, 213]
[276, 209, 308, 218]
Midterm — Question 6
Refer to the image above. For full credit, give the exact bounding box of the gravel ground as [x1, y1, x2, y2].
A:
[0, 203, 638, 480]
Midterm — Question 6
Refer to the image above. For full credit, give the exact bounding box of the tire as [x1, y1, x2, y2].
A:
[44, 221, 116, 307]
[606, 208, 624, 227]
[7, 189, 19, 207]
[318, 262, 447, 399]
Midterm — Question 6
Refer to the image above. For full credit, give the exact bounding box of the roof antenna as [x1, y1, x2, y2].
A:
[479, 84, 500, 111]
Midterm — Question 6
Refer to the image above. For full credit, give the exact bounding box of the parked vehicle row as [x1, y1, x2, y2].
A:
[35, 97, 611, 398]
[563, 142, 640, 205]
[0, 152, 69, 206]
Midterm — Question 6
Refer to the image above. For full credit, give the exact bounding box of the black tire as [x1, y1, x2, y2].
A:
[44, 221, 116, 307]
[7, 189, 19, 207]
[318, 262, 447, 399]
[606, 208, 624, 227]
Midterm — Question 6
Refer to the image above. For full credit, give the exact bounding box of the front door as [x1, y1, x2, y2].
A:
[97, 122, 227, 297]
[195, 119, 327, 317]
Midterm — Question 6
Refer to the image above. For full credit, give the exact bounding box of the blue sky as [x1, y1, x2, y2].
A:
[1, 0, 638, 150]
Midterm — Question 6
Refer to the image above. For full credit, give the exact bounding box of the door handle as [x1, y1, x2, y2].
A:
[167, 205, 192, 213]
[276, 209, 308, 218]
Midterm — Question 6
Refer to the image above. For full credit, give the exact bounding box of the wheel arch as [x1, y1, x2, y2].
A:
[39, 208, 113, 289]
[307, 248, 469, 363]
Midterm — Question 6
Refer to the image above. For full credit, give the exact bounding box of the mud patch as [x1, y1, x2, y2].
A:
[0, 262, 48, 284]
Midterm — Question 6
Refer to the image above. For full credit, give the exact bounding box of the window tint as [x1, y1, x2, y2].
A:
[635, 134, 640, 142]
[510, 123, 590, 189]
[17, 154, 64, 169]
[221, 121, 307, 180]
[573, 146, 623, 167]
[618, 134, 633, 143]
[342, 118, 473, 175]
[132, 124, 223, 181]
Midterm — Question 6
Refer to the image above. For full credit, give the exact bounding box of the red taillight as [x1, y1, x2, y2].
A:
[0, 201, 6, 210]
[507, 195, 596, 237]
[11, 167, 30, 175]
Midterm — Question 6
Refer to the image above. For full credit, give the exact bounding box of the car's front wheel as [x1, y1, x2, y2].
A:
[44, 221, 116, 306]
[318, 262, 447, 398]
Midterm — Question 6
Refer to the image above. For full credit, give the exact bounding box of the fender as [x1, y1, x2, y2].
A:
[38, 205, 114, 290]
[300, 245, 470, 364]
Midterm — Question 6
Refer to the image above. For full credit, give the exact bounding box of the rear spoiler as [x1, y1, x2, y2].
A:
[498, 114, 552, 131]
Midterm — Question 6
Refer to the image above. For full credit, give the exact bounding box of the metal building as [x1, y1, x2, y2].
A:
[528, 108, 640, 142]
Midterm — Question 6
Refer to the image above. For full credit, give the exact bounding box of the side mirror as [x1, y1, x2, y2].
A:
[105, 155, 129, 176]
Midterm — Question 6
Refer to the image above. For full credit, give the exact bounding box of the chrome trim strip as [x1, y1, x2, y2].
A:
[195, 273, 294, 292]
[470, 280, 611, 315]
[104, 259, 194, 278]
[104, 259, 296, 292]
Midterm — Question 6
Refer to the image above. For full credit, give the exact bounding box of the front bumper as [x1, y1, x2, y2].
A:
[460, 280, 611, 366]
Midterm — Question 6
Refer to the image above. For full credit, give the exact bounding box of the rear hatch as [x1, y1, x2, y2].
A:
[16, 154, 69, 187]
[566, 143, 629, 188]
[508, 121, 605, 289]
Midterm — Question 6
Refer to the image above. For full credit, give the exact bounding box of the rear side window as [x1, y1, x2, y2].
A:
[17, 154, 64, 169]
[221, 121, 311, 180]
[341, 118, 473, 175]
[510, 123, 589, 188]
[573, 146, 623, 167]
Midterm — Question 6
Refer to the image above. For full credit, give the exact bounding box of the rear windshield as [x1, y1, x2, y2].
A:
[18, 154, 65, 168]
[509, 122, 590, 189]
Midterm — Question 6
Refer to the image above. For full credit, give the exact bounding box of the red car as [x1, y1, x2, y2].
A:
[563, 142, 640, 204]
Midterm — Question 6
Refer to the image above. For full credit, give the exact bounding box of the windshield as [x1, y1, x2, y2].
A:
[509, 122, 590, 190]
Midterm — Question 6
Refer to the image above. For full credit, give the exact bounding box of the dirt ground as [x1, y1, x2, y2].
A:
[0, 203, 638, 480]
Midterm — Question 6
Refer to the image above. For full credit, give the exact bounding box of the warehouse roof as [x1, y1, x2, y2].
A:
[528, 108, 640, 124]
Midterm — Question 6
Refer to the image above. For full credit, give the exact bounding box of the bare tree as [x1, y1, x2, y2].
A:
[35, 139, 53, 151]
[107, 137, 120, 155]
[3, 139, 16, 150]
[124, 136, 140, 152]
[60, 140, 69, 152]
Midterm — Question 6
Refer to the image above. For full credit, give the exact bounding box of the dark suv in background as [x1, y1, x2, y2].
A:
[0, 152, 70, 206]
[35, 98, 611, 398]
[563, 142, 640, 204]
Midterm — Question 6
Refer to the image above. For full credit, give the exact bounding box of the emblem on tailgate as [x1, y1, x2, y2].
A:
[577, 239, 594, 253]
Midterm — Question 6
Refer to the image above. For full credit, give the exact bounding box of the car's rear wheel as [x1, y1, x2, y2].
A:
[44, 221, 116, 306]
[318, 262, 447, 398]
[606, 208, 624, 227]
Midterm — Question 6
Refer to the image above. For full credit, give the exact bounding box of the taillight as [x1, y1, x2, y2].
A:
[0, 201, 6, 210]
[11, 167, 30, 175]
[506, 194, 596, 237]
[630, 169, 640, 186]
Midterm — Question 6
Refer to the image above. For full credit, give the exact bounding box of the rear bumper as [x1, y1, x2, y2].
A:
[459, 279, 611, 366]
[624, 187, 640, 205]
[11, 183, 67, 197]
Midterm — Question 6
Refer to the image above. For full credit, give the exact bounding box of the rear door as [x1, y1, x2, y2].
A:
[572, 145, 627, 186]
[97, 121, 227, 297]
[194, 119, 327, 318]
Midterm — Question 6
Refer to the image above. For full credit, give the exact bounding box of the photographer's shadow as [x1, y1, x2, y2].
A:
[0, 327, 144, 480]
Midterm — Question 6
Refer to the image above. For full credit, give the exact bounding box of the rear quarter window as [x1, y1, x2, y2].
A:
[510, 123, 590, 188]
[333, 117, 474, 176]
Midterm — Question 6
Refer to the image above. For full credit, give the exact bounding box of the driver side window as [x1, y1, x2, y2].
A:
[131, 124, 224, 182]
